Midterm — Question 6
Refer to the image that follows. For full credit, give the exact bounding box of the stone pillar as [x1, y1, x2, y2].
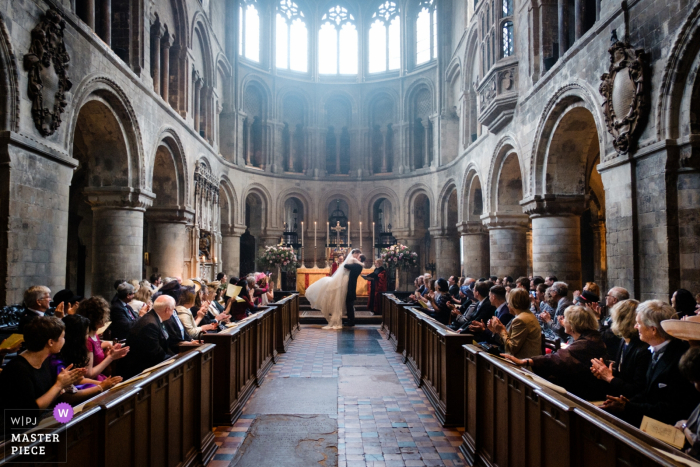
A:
[84, 189, 154, 300]
[150, 21, 162, 95]
[381, 128, 388, 173]
[558, 0, 569, 56]
[574, 0, 585, 40]
[160, 31, 171, 102]
[194, 75, 203, 134]
[101, 0, 111, 47]
[245, 119, 253, 165]
[423, 121, 430, 168]
[482, 215, 529, 279]
[457, 222, 490, 278]
[146, 208, 193, 280]
[523, 196, 585, 292]
[221, 225, 244, 278]
[432, 232, 460, 280]
[86, 0, 96, 30]
[335, 130, 341, 174]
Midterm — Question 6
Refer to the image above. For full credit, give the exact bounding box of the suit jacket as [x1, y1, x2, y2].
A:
[607, 335, 651, 398]
[475, 304, 514, 342]
[458, 298, 496, 333]
[17, 309, 55, 334]
[448, 285, 460, 297]
[109, 300, 139, 341]
[494, 311, 542, 359]
[622, 338, 700, 427]
[163, 311, 192, 354]
[531, 330, 608, 400]
[344, 263, 363, 301]
[547, 297, 574, 342]
[119, 310, 173, 379]
[425, 293, 451, 326]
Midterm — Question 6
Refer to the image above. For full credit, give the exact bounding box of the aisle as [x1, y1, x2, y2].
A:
[210, 325, 466, 467]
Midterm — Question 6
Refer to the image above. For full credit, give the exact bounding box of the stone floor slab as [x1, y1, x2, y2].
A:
[232, 414, 337, 467]
[243, 377, 338, 415]
[341, 355, 392, 367]
[339, 367, 406, 397]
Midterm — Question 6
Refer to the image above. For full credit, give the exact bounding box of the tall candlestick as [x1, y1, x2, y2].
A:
[360, 221, 362, 247]
[347, 222, 350, 246]
[372, 222, 376, 256]
[301, 221, 304, 247]
[327, 222, 329, 246]
[314, 221, 317, 247]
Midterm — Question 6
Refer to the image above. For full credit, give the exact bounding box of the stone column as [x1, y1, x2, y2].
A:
[381, 127, 388, 173]
[160, 31, 171, 102]
[558, 0, 569, 56]
[245, 118, 253, 165]
[335, 130, 341, 174]
[146, 208, 193, 280]
[150, 20, 162, 95]
[432, 230, 461, 280]
[84, 189, 154, 300]
[221, 225, 245, 278]
[457, 222, 490, 278]
[482, 215, 529, 279]
[423, 121, 430, 168]
[101, 0, 111, 47]
[85, 0, 96, 30]
[574, 0, 585, 40]
[194, 76, 203, 134]
[523, 196, 585, 291]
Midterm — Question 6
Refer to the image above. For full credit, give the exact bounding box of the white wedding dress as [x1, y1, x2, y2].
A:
[305, 255, 360, 329]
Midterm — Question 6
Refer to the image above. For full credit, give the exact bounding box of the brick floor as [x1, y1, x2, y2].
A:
[213, 325, 466, 467]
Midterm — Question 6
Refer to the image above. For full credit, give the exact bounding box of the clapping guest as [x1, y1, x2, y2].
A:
[674, 348, 700, 460]
[77, 297, 130, 379]
[19, 286, 58, 333]
[176, 290, 218, 339]
[0, 317, 85, 437]
[673, 289, 697, 319]
[539, 281, 573, 342]
[110, 283, 147, 341]
[455, 280, 496, 333]
[468, 285, 513, 338]
[129, 283, 153, 312]
[422, 278, 452, 326]
[601, 300, 699, 426]
[504, 306, 607, 400]
[487, 288, 542, 359]
[590, 299, 650, 398]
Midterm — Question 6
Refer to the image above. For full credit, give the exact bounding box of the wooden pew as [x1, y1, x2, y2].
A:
[460, 347, 698, 467]
[401, 307, 472, 426]
[380, 294, 410, 353]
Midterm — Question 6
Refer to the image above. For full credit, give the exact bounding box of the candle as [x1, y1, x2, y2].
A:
[301, 221, 304, 247]
[348, 222, 351, 246]
[360, 221, 362, 247]
[372, 222, 376, 253]
[327, 222, 329, 246]
[314, 221, 317, 247]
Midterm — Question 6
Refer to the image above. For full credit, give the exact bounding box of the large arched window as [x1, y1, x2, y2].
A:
[368, 1, 400, 73]
[276, 0, 308, 72]
[501, 0, 514, 58]
[416, 0, 437, 65]
[239, 1, 260, 62]
[319, 5, 358, 75]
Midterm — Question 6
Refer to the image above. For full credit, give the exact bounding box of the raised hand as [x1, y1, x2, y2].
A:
[56, 364, 86, 389]
[590, 358, 614, 382]
[99, 376, 123, 391]
[54, 302, 65, 319]
[139, 303, 149, 317]
[107, 343, 130, 360]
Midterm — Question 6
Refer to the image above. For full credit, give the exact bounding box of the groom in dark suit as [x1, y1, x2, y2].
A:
[344, 249, 363, 327]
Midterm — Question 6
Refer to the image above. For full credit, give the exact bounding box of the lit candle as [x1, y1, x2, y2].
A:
[372, 222, 375, 253]
[301, 221, 304, 247]
[314, 221, 317, 247]
[348, 222, 351, 246]
[327, 221, 329, 246]
[360, 221, 362, 247]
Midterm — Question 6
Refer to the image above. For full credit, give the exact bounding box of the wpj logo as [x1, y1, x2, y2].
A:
[4, 406, 71, 461]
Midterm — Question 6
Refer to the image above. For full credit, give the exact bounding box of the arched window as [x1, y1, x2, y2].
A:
[319, 5, 358, 75]
[502, 21, 513, 57]
[276, 0, 308, 72]
[368, 1, 400, 73]
[416, 0, 437, 65]
[239, 1, 260, 62]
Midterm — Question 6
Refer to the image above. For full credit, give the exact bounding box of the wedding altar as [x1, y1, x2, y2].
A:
[296, 266, 375, 296]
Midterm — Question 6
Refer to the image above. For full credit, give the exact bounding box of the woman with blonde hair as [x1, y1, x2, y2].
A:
[590, 299, 649, 398]
[487, 288, 542, 359]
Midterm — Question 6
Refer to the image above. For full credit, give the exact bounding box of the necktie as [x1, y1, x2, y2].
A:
[126, 304, 138, 320]
[650, 350, 662, 372]
[160, 323, 169, 339]
[171, 312, 186, 340]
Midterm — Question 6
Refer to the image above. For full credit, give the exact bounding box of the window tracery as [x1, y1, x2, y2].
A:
[239, 0, 260, 62]
[369, 1, 401, 73]
[416, 0, 437, 65]
[276, 0, 308, 72]
[319, 5, 358, 75]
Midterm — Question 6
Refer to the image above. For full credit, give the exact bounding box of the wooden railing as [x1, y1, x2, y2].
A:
[380, 293, 700, 466]
[381, 294, 410, 353]
[0, 344, 216, 466]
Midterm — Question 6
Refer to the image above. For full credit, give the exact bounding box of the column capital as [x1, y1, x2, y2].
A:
[221, 223, 247, 237]
[84, 188, 155, 211]
[456, 221, 487, 235]
[150, 14, 163, 38]
[480, 214, 529, 230]
[520, 194, 586, 218]
[145, 206, 194, 224]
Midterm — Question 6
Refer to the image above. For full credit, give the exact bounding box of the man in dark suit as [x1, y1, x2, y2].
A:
[540, 281, 573, 342]
[18, 286, 58, 333]
[469, 285, 513, 340]
[448, 276, 460, 298]
[343, 249, 364, 327]
[602, 300, 700, 427]
[456, 280, 495, 334]
[110, 283, 145, 341]
[119, 295, 175, 379]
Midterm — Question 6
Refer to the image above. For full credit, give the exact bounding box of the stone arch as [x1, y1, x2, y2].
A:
[460, 162, 485, 223]
[529, 82, 607, 196]
[438, 179, 458, 232]
[242, 183, 273, 231]
[404, 183, 435, 234]
[191, 15, 214, 79]
[278, 87, 312, 123]
[323, 94, 354, 174]
[321, 190, 359, 224]
[148, 127, 188, 207]
[486, 136, 525, 214]
[241, 78, 271, 168]
[462, 25, 481, 146]
[276, 188, 313, 229]
[0, 13, 19, 132]
[366, 89, 397, 174]
[363, 187, 401, 226]
[403, 78, 435, 121]
[219, 176, 238, 227]
[406, 80, 435, 170]
[67, 75, 144, 189]
[321, 92, 356, 126]
[240, 76, 273, 120]
[279, 91, 310, 173]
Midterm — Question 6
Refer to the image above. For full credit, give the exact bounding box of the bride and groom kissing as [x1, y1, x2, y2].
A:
[305, 249, 364, 329]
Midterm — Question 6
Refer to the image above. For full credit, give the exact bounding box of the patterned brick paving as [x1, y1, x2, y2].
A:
[210, 325, 466, 467]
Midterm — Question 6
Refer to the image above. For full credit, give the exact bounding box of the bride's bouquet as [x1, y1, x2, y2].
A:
[380, 243, 418, 271]
[258, 244, 300, 272]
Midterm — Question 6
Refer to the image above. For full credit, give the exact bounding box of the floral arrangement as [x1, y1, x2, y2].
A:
[258, 244, 300, 272]
[380, 243, 418, 271]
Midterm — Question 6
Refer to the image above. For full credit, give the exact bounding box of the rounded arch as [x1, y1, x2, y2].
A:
[363, 187, 401, 225]
[0, 12, 19, 132]
[320, 190, 359, 224]
[240, 75, 272, 119]
[529, 82, 607, 196]
[403, 78, 435, 121]
[321, 91, 357, 126]
[242, 183, 273, 231]
[219, 175, 238, 227]
[438, 179, 459, 231]
[278, 89, 311, 125]
[404, 183, 435, 234]
[363, 88, 400, 124]
[66, 75, 144, 189]
[214, 52, 232, 87]
[487, 138, 525, 215]
[148, 127, 188, 206]
[275, 188, 314, 229]
[192, 18, 214, 84]
[461, 164, 485, 223]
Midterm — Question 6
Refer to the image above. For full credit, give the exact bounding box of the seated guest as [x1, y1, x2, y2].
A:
[256, 273, 275, 306]
[48, 315, 123, 404]
[129, 283, 153, 312]
[422, 274, 432, 296]
[674, 348, 700, 460]
[409, 276, 425, 302]
[674, 289, 697, 319]
[19, 286, 58, 333]
[119, 296, 176, 379]
[448, 285, 477, 330]
[539, 281, 573, 343]
[150, 273, 162, 290]
[574, 282, 601, 302]
[448, 276, 460, 298]
[486, 288, 542, 359]
[422, 278, 452, 325]
[77, 297, 130, 379]
[52, 289, 82, 313]
[531, 283, 555, 319]
[176, 290, 219, 339]
[0, 317, 85, 437]
[455, 280, 496, 333]
[601, 300, 699, 426]
[205, 282, 227, 316]
[590, 299, 650, 398]
[468, 285, 514, 339]
[225, 277, 261, 320]
[110, 283, 147, 341]
[515, 276, 530, 293]
[505, 306, 607, 400]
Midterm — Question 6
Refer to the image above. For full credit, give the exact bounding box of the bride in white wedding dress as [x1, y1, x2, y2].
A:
[305, 254, 361, 329]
